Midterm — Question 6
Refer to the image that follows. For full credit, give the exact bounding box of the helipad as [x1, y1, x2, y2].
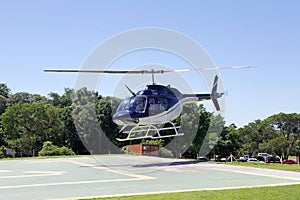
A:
[0, 155, 299, 200]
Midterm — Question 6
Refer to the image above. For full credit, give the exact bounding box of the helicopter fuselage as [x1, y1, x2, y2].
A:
[112, 84, 214, 126]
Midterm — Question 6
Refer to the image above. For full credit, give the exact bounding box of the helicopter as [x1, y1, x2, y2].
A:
[44, 66, 254, 141]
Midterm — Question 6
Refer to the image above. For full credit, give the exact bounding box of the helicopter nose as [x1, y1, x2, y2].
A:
[113, 111, 133, 125]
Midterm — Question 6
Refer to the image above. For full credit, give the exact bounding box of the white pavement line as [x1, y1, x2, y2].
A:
[0, 177, 143, 189]
[0, 171, 66, 179]
[47, 181, 300, 200]
[64, 160, 156, 180]
[207, 166, 300, 181]
[0, 170, 12, 173]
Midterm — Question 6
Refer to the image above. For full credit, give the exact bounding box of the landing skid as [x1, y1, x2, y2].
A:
[117, 122, 184, 141]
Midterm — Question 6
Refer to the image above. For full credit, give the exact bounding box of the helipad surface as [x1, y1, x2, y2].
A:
[0, 155, 300, 200]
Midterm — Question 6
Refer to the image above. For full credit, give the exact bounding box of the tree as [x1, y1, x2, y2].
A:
[0, 102, 65, 156]
[47, 88, 87, 154]
[213, 124, 242, 158]
[0, 84, 10, 115]
[0, 95, 7, 115]
[198, 112, 224, 157]
[48, 92, 61, 106]
[238, 119, 275, 156]
[95, 96, 120, 147]
[0, 84, 10, 98]
[291, 139, 300, 156]
[267, 113, 300, 158]
[60, 106, 86, 154]
[31, 94, 48, 103]
[72, 88, 118, 154]
[48, 88, 74, 107]
[9, 92, 32, 104]
[266, 137, 289, 157]
[162, 103, 215, 158]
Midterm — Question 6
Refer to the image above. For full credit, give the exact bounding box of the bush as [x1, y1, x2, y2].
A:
[59, 146, 75, 156]
[38, 141, 75, 156]
[0, 146, 6, 158]
[159, 147, 174, 158]
[121, 146, 133, 154]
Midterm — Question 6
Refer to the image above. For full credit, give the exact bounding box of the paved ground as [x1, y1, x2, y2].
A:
[1, 155, 300, 200]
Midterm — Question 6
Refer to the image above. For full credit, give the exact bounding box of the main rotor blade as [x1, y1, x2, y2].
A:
[44, 69, 164, 74]
[163, 66, 256, 72]
[44, 66, 255, 74]
[125, 85, 136, 96]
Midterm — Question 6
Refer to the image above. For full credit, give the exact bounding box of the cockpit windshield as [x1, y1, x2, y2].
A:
[116, 96, 147, 113]
[116, 97, 130, 112]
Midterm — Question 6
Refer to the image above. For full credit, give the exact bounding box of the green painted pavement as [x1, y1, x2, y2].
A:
[0, 155, 299, 200]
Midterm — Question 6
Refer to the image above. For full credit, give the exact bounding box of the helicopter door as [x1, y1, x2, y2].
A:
[147, 97, 168, 116]
[158, 98, 168, 111]
[148, 97, 158, 116]
[133, 96, 147, 113]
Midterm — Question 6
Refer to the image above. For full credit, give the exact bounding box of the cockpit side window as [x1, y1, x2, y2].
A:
[158, 98, 168, 111]
[148, 97, 156, 110]
[133, 96, 147, 113]
[121, 96, 146, 113]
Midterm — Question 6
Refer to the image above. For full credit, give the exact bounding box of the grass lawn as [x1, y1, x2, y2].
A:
[84, 184, 300, 200]
[221, 161, 300, 172]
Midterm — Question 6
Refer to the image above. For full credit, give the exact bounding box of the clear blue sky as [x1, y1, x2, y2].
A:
[1, 1, 299, 127]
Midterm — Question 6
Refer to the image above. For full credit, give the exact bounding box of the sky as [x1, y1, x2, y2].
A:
[0, 1, 299, 127]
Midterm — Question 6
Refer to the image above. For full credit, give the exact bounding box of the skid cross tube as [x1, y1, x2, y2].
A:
[117, 122, 183, 141]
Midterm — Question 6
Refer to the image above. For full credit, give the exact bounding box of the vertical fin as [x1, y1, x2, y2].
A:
[211, 75, 222, 111]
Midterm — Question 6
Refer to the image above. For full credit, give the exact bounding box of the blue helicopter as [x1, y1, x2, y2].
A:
[44, 66, 253, 141]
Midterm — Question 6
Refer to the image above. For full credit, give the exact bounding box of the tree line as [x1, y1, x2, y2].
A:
[0, 83, 299, 159]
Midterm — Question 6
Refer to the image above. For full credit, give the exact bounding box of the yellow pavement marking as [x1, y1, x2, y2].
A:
[64, 159, 155, 180]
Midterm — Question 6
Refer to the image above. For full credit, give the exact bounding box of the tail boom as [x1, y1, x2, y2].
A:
[183, 75, 223, 111]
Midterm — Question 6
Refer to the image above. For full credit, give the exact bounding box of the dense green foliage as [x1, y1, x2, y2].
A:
[236, 113, 300, 158]
[0, 87, 88, 156]
[0, 83, 299, 159]
[38, 141, 75, 156]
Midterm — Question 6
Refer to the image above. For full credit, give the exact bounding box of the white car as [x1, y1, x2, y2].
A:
[247, 158, 260, 162]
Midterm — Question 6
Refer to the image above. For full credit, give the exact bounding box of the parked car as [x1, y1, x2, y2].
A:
[197, 156, 210, 162]
[238, 157, 248, 162]
[238, 155, 249, 162]
[256, 154, 281, 163]
[247, 158, 262, 162]
[282, 159, 297, 164]
[266, 155, 280, 163]
[179, 152, 197, 159]
[256, 156, 266, 162]
[257, 153, 268, 157]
